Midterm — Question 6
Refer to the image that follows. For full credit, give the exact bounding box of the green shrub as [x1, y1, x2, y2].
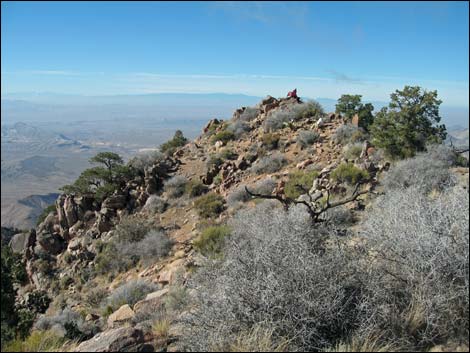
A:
[284, 170, 319, 199]
[60, 275, 74, 289]
[331, 163, 369, 185]
[213, 174, 222, 186]
[160, 130, 188, 155]
[193, 225, 231, 258]
[207, 155, 224, 169]
[212, 130, 235, 144]
[261, 133, 280, 150]
[194, 193, 225, 218]
[220, 149, 238, 160]
[185, 179, 209, 197]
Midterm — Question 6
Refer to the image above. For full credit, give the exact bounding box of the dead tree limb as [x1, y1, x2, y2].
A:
[245, 181, 369, 223]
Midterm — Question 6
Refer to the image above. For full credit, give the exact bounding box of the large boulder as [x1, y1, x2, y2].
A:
[202, 118, 220, 134]
[101, 194, 127, 210]
[36, 231, 64, 255]
[9, 229, 36, 253]
[107, 304, 135, 328]
[37, 212, 57, 234]
[74, 327, 152, 352]
[56, 194, 96, 239]
[133, 288, 169, 314]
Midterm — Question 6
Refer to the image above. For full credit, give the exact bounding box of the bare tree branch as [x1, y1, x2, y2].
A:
[245, 181, 369, 223]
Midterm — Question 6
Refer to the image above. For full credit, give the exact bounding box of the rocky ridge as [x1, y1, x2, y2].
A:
[8, 95, 394, 352]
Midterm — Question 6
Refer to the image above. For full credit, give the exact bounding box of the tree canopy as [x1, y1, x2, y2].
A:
[160, 130, 188, 155]
[335, 94, 375, 131]
[370, 86, 446, 159]
[60, 152, 131, 201]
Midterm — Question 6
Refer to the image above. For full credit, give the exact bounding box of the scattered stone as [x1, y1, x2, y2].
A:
[107, 304, 135, 328]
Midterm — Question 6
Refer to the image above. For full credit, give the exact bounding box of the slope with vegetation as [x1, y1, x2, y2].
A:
[1, 86, 468, 352]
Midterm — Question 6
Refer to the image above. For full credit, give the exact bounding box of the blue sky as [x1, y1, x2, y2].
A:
[1, 1, 469, 106]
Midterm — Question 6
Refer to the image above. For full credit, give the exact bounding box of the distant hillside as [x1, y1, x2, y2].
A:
[2, 193, 59, 229]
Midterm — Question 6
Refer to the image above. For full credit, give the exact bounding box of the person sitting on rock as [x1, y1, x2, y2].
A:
[287, 88, 298, 98]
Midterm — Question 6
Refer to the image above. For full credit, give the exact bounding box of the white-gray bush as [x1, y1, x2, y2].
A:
[104, 279, 159, 312]
[116, 230, 173, 267]
[264, 110, 295, 132]
[181, 202, 360, 351]
[358, 185, 469, 347]
[342, 142, 364, 160]
[324, 205, 355, 226]
[128, 150, 165, 173]
[143, 195, 168, 213]
[333, 124, 362, 145]
[227, 120, 251, 138]
[113, 216, 154, 243]
[383, 145, 457, 193]
[238, 107, 260, 122]
[182, 182, 469, 351]
[297, 130, 320, 148]
[227, 178, 277, 206]
[164, 175, 188, 198]
[250, 153, 288, 174]
[35, 307, 98, 340]
[291, 100, 325, 120]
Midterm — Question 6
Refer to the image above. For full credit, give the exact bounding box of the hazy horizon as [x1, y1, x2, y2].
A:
[2, 2, 468, 107]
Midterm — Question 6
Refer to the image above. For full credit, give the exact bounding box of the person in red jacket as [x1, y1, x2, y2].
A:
[287, 88, 298, 98]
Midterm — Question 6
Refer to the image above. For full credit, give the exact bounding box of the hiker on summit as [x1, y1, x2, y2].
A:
[287, 88, 298, 98]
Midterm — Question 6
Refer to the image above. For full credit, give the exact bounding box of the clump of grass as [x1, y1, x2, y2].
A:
[153, 318, 170, 340]
[2, 330, 66, 352]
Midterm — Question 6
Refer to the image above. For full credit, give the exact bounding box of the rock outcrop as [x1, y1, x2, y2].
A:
[75, 327, 151, 352]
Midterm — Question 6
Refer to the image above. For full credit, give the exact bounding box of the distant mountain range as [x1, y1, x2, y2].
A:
[2, 92, 467, 127]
